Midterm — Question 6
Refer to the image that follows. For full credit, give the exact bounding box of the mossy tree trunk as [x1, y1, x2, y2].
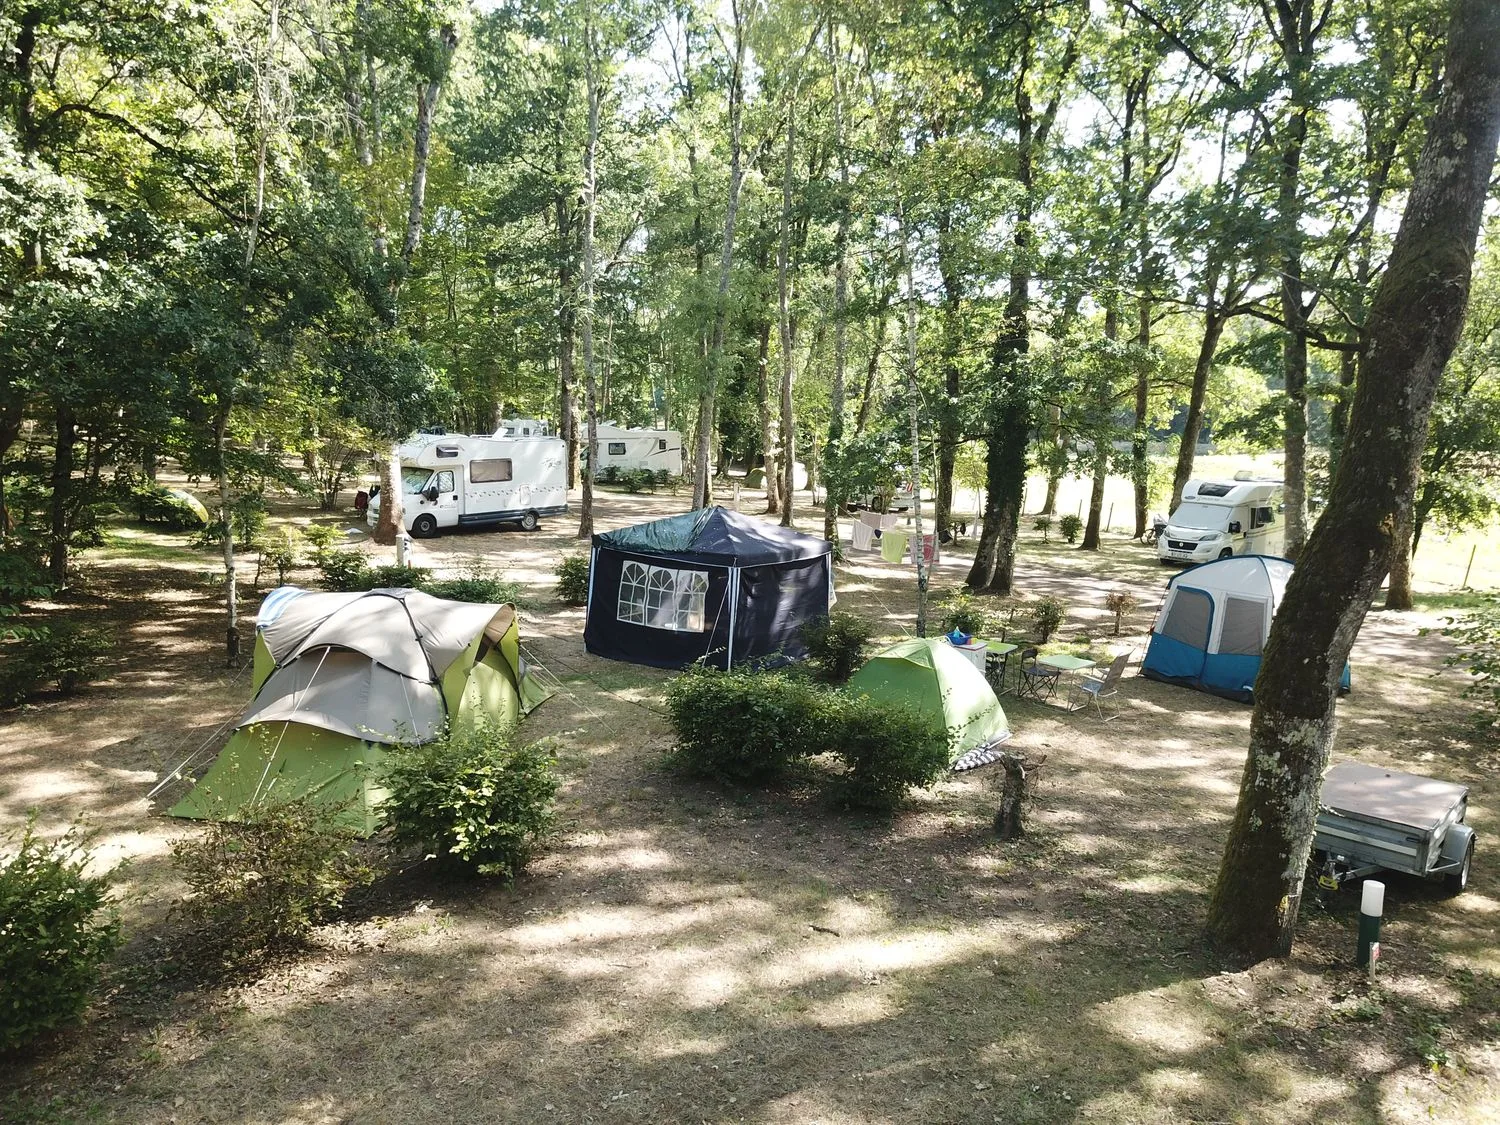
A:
[1204, 0, 1500, 965]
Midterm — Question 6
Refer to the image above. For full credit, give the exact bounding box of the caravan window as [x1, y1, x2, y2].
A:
[608, 442, 627, 456]
[659, 439, 668, 451]
[618, 561, 709, 632]
[1220, 597, 1267, 655]
[470, 458, 512, 483]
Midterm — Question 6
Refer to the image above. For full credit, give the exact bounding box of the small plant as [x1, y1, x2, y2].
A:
[383, 723, 559, 878]
[0, 620, 115, 706]
[554, 554, 590, 606]
[169, 797, 374, 964]
[364, 563, 431, 589]
[132, 485, 207, 530]
[423, 560, 519, 605]
[623, 468, 656, 493]
[665, 665, 824, 784]
[1103, 591, 1138, 636]
[654, 469, 672, 486]
[599, 465, 620, 485]
[0, 817, 123, 1051]
[301, 524, 344, 562]
[1058, 513, 1083, 543]
[1441, 599, 1500, 728]
[1032, 515, 1053, 542]
[318, 549, 371, 592]
[258, 527, 304, 587]
[1032, 596, 1066, 643]
[799, 612, 873, 684]
[941, 590, 991, 638]
[825, 692, 951, 810]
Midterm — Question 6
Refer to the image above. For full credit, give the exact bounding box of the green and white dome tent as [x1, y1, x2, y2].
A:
[169, 586, 550, 835]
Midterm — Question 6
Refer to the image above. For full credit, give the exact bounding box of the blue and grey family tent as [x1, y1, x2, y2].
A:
[1141, 554, 1351, 703]
[584, 506, 834, 670]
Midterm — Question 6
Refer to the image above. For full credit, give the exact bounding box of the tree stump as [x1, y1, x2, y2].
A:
[993, 751, 1044, 839]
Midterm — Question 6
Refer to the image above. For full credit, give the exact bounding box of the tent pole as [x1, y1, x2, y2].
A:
[725, 567, 738, 669]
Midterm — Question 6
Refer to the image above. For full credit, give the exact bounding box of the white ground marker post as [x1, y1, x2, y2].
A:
[1358, 879, 1385, 976]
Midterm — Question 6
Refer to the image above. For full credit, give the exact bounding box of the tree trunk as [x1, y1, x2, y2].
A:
[1171, 312, 1227, 511]
[1384, 502, 1415, 610]
[902, 208, 928, 635]
[1132, 292, 1152, 538]
[1080, 446, 1108, 550]
[777, 113, 797, 528]
[47, 402, 74, 586]
[853, 307, 890, 437]
[215, 408, 239, 663]
[558, 188, 579, 489]
[756, 317, 779, 513]
[576, 20, 601, 540]
[1204, 0, 1500, 965]
[401, 25, 458, 269]
[824, 46, 850, 545]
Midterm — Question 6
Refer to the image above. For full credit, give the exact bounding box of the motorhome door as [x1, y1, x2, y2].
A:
[432, 468, 459, 526]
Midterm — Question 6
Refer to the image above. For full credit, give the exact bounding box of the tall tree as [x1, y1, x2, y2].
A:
[1204, 0, 1500, 965]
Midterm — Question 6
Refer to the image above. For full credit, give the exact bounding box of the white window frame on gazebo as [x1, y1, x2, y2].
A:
[617, 561, 709, 632]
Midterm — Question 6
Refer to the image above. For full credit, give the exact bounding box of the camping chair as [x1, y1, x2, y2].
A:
[1071, 651, 1132, 720]
[1018, 647, 1061, 702]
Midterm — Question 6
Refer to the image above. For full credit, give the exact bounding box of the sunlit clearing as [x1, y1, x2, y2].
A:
[1092, 986, 1219, 1054]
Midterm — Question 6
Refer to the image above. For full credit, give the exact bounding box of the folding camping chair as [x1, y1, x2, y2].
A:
[1017, 647, 1062, 702]
[1070, 650, 1132, 720]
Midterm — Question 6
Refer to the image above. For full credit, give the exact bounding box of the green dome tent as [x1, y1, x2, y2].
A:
[170, 586, 550, 835]
[846, 638, 1011, 771]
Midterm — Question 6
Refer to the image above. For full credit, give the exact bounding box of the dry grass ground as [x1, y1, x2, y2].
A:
[2, 481, 1498, 1124]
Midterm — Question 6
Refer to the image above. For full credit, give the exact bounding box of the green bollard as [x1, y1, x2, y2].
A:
[1357, 879, 1385, 970]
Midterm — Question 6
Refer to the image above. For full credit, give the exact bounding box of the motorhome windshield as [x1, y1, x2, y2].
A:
[1171, 502, 1229, 530]
[402, 468, 433, 494]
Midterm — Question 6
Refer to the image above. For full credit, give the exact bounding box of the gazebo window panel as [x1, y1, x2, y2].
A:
[618, 561, 649, 624]
[618, 563, 709, 632]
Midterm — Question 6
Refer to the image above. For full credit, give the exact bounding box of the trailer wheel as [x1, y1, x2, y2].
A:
[412, 514, 438, 538]
[1444, 835, 1474, 894]
[519, 510, 539, 532]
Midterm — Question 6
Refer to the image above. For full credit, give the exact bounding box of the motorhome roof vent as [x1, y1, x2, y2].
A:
[1197, 482, 1234, 497]
[435, 444, 461, 458]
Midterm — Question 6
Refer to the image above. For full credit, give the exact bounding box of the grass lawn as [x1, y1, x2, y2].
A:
[2, 480, 1497, 1124]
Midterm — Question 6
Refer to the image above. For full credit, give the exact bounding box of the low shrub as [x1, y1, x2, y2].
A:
[383, 723, 559, 878]
[301, 524, 344, 560]
[599, 465, 620, 485]
[364, 563, 432, 590]
[555, 554, 590, 605]
[665, 665, 824, 784]
[622, 468, 656, 493]
[258, 527, 303, 587]
[169, 798, 374, 964]
[941, 590, 991, 638]
[0, 818, 123, 1051]
[799, 612, 873, 684]
[825, 692, 951, 810]
[0, 621, 115, 706]
[1103, 591, 1138, 636]
[133, 486, 206, 530]
[423, 560, 519, 605]
[654, 469, 673, 486]
[1058, 513, 1084, 543]
[318, 549, 371, 591]
[1032, 515, 1053, 542]
[1032, 596, 1066, 643]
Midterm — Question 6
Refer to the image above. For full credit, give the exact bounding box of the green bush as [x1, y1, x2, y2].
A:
[318, 549, 371, 591]
[825, 692, 951, 810]
[301, 524, 344, 560]
[0, 818, 122, 1051]
[0, 621, 115, 706]
[665, 665, 825, 784]
[1032, 596, 1066, 643]
[623, 468, 656, 493]
[258, 527, 303, 587]
[422, 560, 519, 605]
[0, 548, 51, 643]
[555, 554, 590, 605]
[364, 563, 432, 589]
[133, 486, 206, 530]
[1059, 513, 1084, 543]
[1442, 599, 1500, 727]
[169, 798, 375, 964]
[383, 723, 559, 878]
[599, 465, 620, 484]
[940, 590, 991, 638]
[799, 612, 873, 684]
[1032, 515, 1053, 542]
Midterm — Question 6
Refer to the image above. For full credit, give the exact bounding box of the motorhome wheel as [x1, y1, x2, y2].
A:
[1218, 548, 1234, 559]
[519, 510, 539, 531]
[412, 514, 438, 538]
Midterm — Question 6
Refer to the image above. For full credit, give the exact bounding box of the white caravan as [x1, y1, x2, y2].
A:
[1158, 475, 1284, 565]
[369, 434, 568, 537]
[587, 423, 684, 477]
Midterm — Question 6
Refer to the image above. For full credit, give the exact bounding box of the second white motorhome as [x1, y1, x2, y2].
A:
[369, 433, 568, 537]
[1158, 475, 1283, 565]
[585, 423, 684, 477]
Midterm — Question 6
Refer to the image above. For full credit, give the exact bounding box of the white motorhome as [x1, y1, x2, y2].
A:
[368, 434, 568, 537]
[493, 418, 550, 438]
[585, 423, 683, 477]
[1158, 475, 1283, 565]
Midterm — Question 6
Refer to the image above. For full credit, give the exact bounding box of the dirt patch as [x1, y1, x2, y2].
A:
[2, 486, 1497, 1124]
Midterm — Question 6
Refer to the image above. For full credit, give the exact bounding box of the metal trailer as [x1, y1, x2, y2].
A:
[1311, 761, 1476, 898]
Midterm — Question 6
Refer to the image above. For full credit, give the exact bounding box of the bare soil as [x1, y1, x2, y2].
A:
[2, 483, 1497, 1124]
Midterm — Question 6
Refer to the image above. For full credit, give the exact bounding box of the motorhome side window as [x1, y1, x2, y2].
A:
[1253, 506, 1274, 527]
[469, 459, 512, 483]
[608, 442, 627, 456]
[435, 470, 455, 494]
